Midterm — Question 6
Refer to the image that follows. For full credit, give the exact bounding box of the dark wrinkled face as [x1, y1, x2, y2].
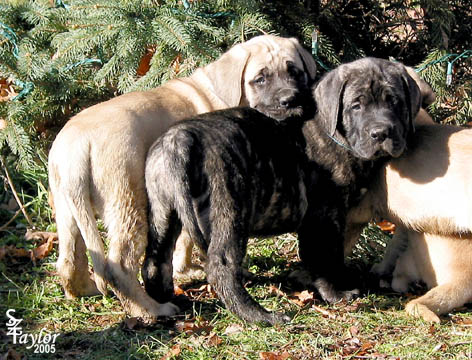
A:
[314, 58, 421, 162]
[342, 76, 411, 160]
[243, 60, 313, 121]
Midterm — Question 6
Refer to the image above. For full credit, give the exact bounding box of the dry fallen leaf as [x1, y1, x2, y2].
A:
[259, 351, 290, 360]
[175, 320, 213, 335]
[160, 344, 181, 360]
[269, 285, 288, 299]
[0, 245, 33, 261]
[25, 230, 58, 261]
[207, 333, 223, 347]
[349, 325, 360, 337]
[291, 290, 315, 306]
[184, 284, 217, 300]
[136, 46, 156, 76]
[174, 285, 185, 296]
[2, 348, 22, 360]
[375, 220, 396, 233]
[32, 235, 55, 260]
[123, 317, 140, 330]
[223, 323, 244, 336]
[312, 305, 336, 319]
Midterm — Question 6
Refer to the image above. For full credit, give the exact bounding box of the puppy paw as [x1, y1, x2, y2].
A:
[268, 312, 291, 325]
[158, 301, 180, 317]
[405, 302, 440, 323]
[313, 277, 359, 303]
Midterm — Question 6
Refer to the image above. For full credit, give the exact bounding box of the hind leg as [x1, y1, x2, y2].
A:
[142, 212, 182, 303]
[104, 197, 179, 322]
[173, 230, 206, 280]
[298, 219, 359, 303]
[371, 226, 410, 278]
[55, 198, 100, 298]
[206, 229, 290, 325]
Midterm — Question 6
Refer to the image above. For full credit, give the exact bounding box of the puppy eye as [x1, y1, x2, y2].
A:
[351, 103, 362, 111]
[254, 76, 265, 84]
[386, 94, 398, 105]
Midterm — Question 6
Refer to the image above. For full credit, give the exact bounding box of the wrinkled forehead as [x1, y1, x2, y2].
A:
[243, 39, 305, 79]
[343, 67, 401, 102]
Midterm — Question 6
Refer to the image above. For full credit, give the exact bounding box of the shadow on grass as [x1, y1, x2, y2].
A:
[3, 321, 178, 360]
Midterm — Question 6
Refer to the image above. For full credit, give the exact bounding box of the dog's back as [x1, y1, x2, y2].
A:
[383, 124, 472, 234]
[145, 107, 309, 243]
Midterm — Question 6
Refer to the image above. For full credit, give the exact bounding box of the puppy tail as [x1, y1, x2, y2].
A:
[146, 129, 207, 252]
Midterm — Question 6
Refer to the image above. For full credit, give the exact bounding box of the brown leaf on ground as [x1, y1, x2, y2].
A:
[160, 344, 181, 360]
[184, 284, 217, 300]
[0, 245, 33, 261]
[375, 220, 396, 234]
[223, 323, 244, 335]
[259, 351, 291, 360]
[453, 317, 472, 326]
[32, 235, 55, 260]
[25, 230, 58, 242]
[0, 247, 7, 261]
[136, 46, 156, 76]
[349, 325, 360, 337]
[175, 320, 213, 335]
[123, 317, 140, 330]
[174, 285, 185, 296]
[207, 333, 223, 347]
[268, 285, 287, 298]
[290, 290, 315, 307]
[2, 348, 22, 360]
[312, 305, 336, 319]
[25, 230, 58, 261]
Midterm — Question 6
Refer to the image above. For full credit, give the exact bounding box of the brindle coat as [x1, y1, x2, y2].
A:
[143, 58, 422, 325]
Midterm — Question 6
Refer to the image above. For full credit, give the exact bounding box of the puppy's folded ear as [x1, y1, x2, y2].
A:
[400, 68, 422, 133]
[201, 43, 250, 107]
[313, 67, 347, 136]
[405, 66, 436, 107]
[288, 37, 318, 82]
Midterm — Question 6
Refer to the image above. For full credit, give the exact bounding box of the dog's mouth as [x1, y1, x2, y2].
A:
[354, 140, 406, 161]
[259, 105, 304, 121]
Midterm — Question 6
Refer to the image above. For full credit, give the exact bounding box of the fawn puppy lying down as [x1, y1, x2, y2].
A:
[345, 121, 472, 323]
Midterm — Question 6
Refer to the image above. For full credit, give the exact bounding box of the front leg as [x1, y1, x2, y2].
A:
[297, 212, 359, 303]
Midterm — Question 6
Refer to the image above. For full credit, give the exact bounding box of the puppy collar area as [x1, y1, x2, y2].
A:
[325, 131, 354, 153]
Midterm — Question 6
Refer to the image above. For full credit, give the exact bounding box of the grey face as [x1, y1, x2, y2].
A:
[342, 75, 411, 160]
[246, 61, 312, 121]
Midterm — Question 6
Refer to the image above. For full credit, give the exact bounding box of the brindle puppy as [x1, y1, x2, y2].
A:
[143, 58, 422, 325]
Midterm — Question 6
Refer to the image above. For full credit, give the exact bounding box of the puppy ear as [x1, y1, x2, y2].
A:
[201, 43, 250, 106]
[288, 37, 318, 82]
[401, 69, 422, 133]
[313, 67, 347, 136]
[405, 66, 436, 107]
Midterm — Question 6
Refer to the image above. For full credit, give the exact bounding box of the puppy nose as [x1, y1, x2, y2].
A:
[369, 126, 391, 143]
[278, 89, 297, 108]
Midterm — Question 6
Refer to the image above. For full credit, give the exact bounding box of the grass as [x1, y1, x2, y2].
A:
[2, 226, 472, 359]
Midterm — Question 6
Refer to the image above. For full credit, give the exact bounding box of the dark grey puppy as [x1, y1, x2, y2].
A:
[143, 58, 422, 325]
